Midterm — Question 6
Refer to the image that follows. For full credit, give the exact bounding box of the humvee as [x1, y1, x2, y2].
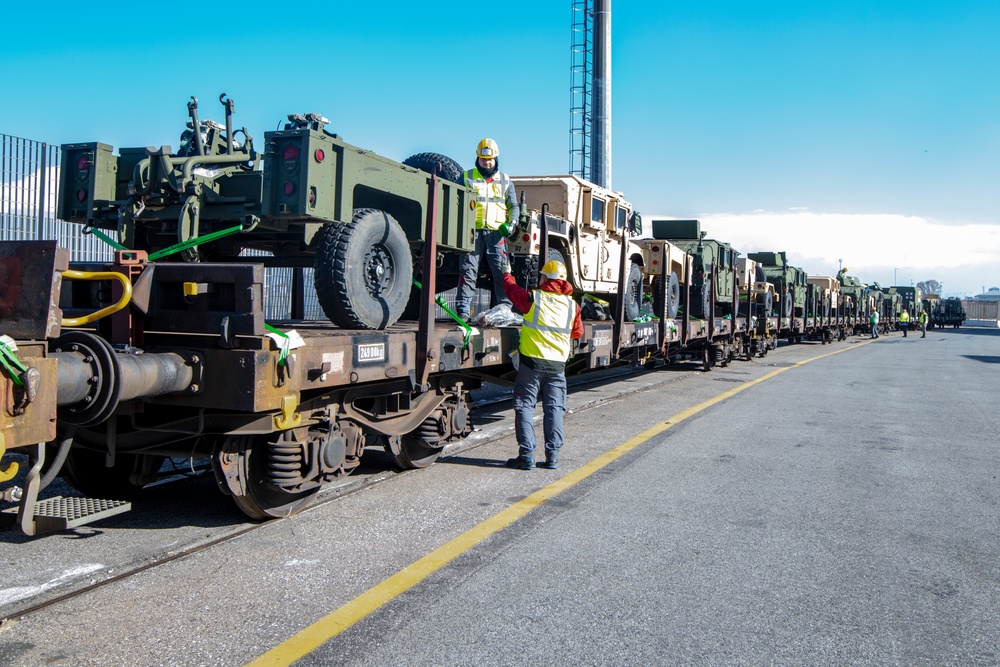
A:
[747, 251, 808, 319]
[507, 175, 647, 319]
[649, 220, 738, 320]
[737, 257, 775, 316]
[807, 275, 840, 318]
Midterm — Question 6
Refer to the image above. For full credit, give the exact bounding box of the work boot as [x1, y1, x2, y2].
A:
[505, 456, 535, 470]
[537, 459, 558, 470]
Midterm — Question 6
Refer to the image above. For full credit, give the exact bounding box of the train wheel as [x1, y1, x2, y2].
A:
[390, 434, 444, 470]
[225, 434, 320, 520]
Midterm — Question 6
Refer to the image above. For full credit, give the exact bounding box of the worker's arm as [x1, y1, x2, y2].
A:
[502, 272, 533, 314]
[571, 303, 584, 340]
[503, 175, 519, 223]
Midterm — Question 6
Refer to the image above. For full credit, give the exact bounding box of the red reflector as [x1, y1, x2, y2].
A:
[314, 149, 325, 162]
[282, 145, 299, 161]
[283, 182, 295, 195]
[532, 233, 537, 240]
[522, 234, 529, 242]
[76, 156, 89, 170]
[76, 188, 87, 201]
[652, 260, 658, 265]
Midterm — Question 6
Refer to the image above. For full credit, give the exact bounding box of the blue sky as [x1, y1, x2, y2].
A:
[3, 1, 998, 296]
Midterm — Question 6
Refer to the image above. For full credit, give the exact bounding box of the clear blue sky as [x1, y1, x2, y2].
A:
[3, 1, 998, 295]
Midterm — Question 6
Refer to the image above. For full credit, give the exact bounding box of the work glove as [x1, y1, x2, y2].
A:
[501, 256, 512, 275]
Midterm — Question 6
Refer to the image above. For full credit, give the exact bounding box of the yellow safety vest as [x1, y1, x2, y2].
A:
[900, 311, 910, 323]
[465, 168, 513, 231]
[919, 312, 927, 324]
[520, 290, 577, 362]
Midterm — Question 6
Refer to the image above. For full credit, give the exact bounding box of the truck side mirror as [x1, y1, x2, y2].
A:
[629, 212, 642, 236]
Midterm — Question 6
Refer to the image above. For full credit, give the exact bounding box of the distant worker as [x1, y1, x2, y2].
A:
[454, 138, 519, 320]
[900, 309, 910, 337]
[919, 310, 928, 337]
[501, 258, 583, 470]
[870, 310, 880, 339]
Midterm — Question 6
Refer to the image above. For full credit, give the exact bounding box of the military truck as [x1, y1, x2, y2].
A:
[59, 94, 475, 331]
[648, 219, 738, 319]
[930, 296, 965, 328]
[747, 251, 808, 319]
[891, 285, 924, 320]
[836, 269, 869, 329]
[807, 276, 839, 319]
[635, 237, 691, 320]
[506, 175, 647, 319]
[737, 257, 775, 316]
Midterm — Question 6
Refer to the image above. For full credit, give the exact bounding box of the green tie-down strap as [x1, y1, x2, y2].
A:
[0, 336, 28, 387]
[83, 226, 128, 251]
[148, 224, 244, 261]
[412, 280, 473, 347]
[83, 223, 244, 260]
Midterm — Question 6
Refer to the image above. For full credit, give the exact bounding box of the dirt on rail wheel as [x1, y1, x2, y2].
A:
[225, 434, 320, 520]
[390, 434, 444, 470]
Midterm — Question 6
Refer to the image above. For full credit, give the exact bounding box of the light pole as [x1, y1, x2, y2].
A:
[894, 268, 899, 285]
[838, 258, 843, 273]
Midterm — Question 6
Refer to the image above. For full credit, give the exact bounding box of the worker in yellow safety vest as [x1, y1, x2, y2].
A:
[501, 259, 583, 470]
[454, 138, 519, 319]
[919, 311, 928, 337]
[900, 309, 910, 337]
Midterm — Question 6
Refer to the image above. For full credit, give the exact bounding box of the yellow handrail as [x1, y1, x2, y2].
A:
[60, 269, 133, 326]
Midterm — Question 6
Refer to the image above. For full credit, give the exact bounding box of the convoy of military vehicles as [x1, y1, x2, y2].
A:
[0, 94, 967, 535]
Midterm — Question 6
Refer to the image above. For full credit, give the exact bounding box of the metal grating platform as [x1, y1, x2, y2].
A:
[1, 496, 131, 532]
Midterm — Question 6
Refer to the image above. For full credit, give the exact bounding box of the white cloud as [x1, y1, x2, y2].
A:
[650, 210, 1000, 297]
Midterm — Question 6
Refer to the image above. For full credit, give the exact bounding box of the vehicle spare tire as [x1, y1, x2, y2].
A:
[782, 292, 793, 318]
[314, 208, 413, 330]
[402, 152, 464, 183]
[512, 247, 566, 292]
[761, 290, 773, 314]
[692, 281, 712, 319]
[623, 262, 643, 321]
[652, 272, 681, 320]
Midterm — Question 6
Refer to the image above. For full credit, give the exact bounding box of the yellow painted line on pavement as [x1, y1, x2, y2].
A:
[247, 340, 870, 666]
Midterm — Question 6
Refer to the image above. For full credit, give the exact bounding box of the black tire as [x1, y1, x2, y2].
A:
[692, 282, 712, 319]
[782, 292, 793, 318]
[761, 290, 773, 314]
[511, 248, 567, 292]
[622, 262, 643, 321]
[403, 152, 464, 183]
[314, 208, 413, 330]
[652, 272, 681, 320]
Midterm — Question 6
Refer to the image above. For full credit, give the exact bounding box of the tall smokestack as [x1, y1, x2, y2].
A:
[591, 0, 611, 188]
